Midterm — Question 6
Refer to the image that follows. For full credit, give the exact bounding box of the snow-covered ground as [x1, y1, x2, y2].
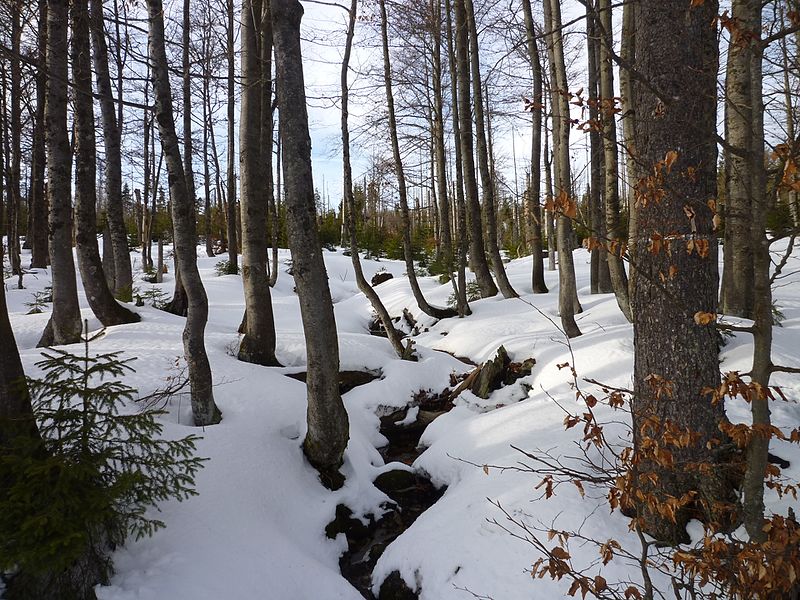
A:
[5, 241, 800, 599]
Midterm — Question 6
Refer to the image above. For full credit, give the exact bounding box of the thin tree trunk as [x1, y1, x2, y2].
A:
[543, 0, 581, 338]
[597, 0, 632, 321]
[445, 0, 470, 316]
[73, 0, 139, 327]
[226, 0, 239, 274]
[522, 0, 548, 294]
[7, 0, 22, 283]
[147, 0, 222, 426]
[341, 0, 408, 359]
[272, 0, 349, 484]
[379, 0, 457, 320]
[29, 0, 49, 270]
[620, 0, 638, 304]
[463, 0, 516, 299]
[453, 0, 496, 298]
[91, 0, 134, 301]
[238, 0, 280, 366]
[544, 125, 556, 271]
[39, 0, 82, 348]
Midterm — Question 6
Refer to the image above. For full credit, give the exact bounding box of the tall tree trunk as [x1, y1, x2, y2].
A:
[631, 0, 730, 544]
[7, 0, 22, 283]
[183, 0, 196, 216]
[453, 0, 496, 298]
[597, 0, 633, 321]
[544, 126, 556, 271]
[147, 0, 222, 426]
[586, 3, 610, 295]
[379, 0, 457, 319]
[262, 0, 279, 287]
[431, 0, 453, 279]
[202, 51, 215, 258]
[543, 0, 582, 338]
[73, 0, 139, 327]
[226, 0, 239, 274]
[91, 0, 134, 301]
[463, 0, 516, 299]
[238, 0, 280, 366]
[720, 0, 758, 319]
[522, 0, 548, 294]
[39, 0, 82, 348]
[29, 0, 49, 270]
[342, 0, 408, 359]
[272, 0, 349, 484]
[445, 0, 470, 316]
[620, 0, 638, 305]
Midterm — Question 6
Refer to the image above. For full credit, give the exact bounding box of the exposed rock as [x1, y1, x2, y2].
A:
[378, 571, 418, 600]
[285, 369, 381, 395]
[371, 271, 394, 286]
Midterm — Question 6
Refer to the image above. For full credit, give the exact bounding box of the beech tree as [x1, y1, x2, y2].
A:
[147, 0, 222, 426]
[272, 0, 349, 484]
[238, 0, 280, 366]
[39, 0, 82, 347]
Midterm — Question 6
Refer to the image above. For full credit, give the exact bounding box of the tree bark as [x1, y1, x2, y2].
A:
[462, 0, 516, 299]
[543, 0, 582, 338]
[379, 0, 457, 319]
[453, 0, 497, 298]
[631, 0, 730, 544]
[73, 0, 139, 327]
[521, 0, 548, 294]
[272, 0, 349, 484]
[39, 0, 82, 348]
[720, 0, 758, 319]
[91, 0, 134, 302]
[597, 0, 633, 321]
[226, 0, 239, 274]
[29, 0, 49, 270]
[147, 0, 221, 426]
[238, 0, 280, 366]
[444, 0, 471, 316]
[341, 0, 408, 359]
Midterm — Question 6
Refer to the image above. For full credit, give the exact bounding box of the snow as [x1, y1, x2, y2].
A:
[5, 240, 800, 599]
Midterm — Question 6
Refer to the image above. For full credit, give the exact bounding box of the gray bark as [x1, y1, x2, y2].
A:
[238, 0, 280, 366]
[379, 0, 457, 319]
[543, 0, 582, 338]
[272, 0, 349, 483]
[147, 0, 222, 426]
[453, 0, 497, 298]
[39, 0, 82, 348]
[29, 0, 48, 270]
[73, 0, 139, 327]
[91, 0, 134, 302]
[463, 0, 516, 299]
[226, 0, 239, 274]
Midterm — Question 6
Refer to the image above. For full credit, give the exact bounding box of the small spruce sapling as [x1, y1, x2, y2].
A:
[0, 324, 206, 595]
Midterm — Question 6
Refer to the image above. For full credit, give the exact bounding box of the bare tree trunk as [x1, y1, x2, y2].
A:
[270, 115, 281, 286]
[431, 0, 453, 279]
[620, 0, 638, 305]
[463, 0, 516, 299]
[341, 0, 408, 359]
[379, 0, 457, 320]
[147, 0, 222, 426]
[597, 0, 633, 321]
[544, 126, 556, 272]
[39, 0, 82, 348]
[238, 0, 280, 366]
[73, 0, 139, 327]
[226, 0, 239, 274]
[445, 0, 470, 316]
[91, 0, 134, 301]
[543, 0, 581, 338]
[631, 0, 729, 544]
[522, 0, 548, 294]
[29, 0, 49, 270]
[183, 0, 196, 216]
[720, 0, 758, 319]
[202, 54, 215, 258]
[272, 0, 348, 485]
[7, 0, 22, 283]
[453, 0, 496, 298]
